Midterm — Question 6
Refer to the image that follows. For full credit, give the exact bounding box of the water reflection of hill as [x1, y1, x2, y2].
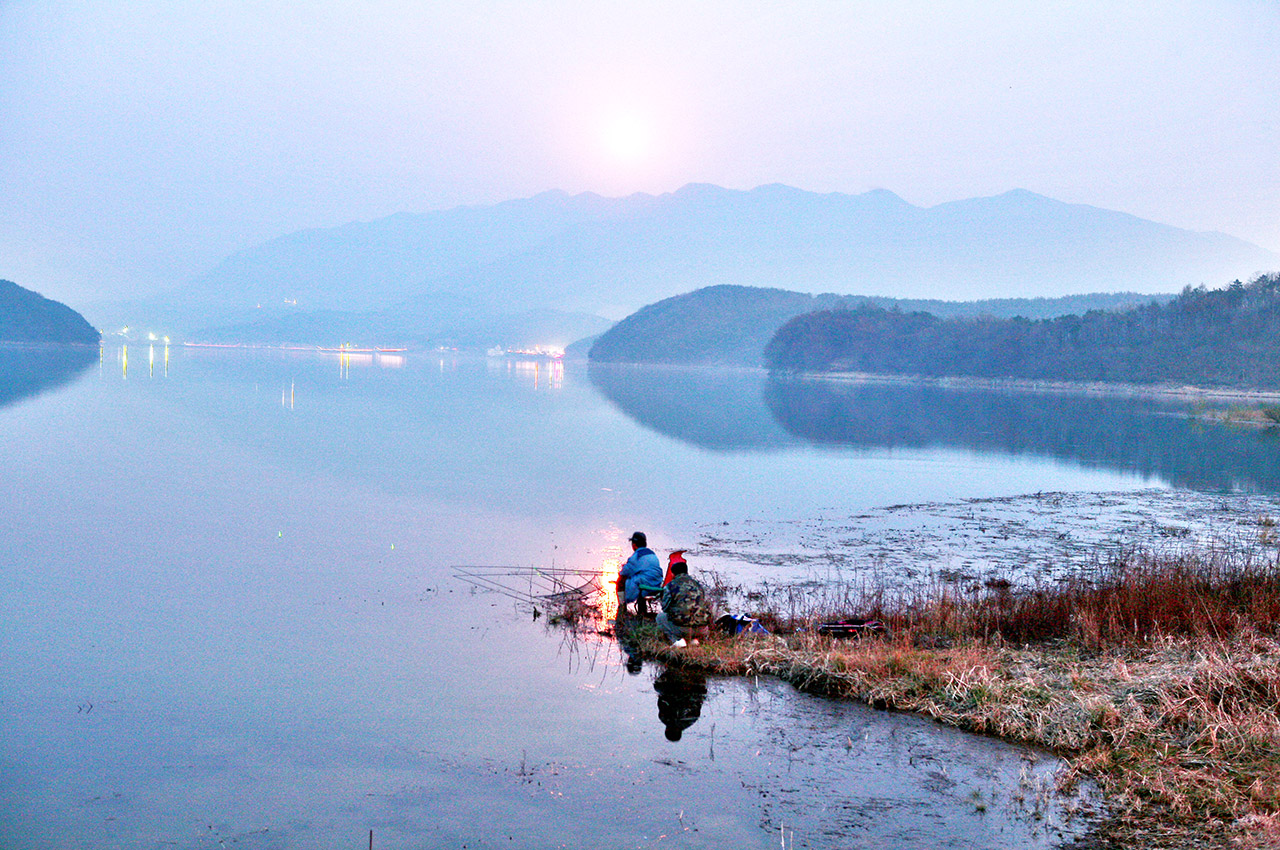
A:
[587, 363, 797, 452]
[0, 346, 97, 411]
[588, 364, 1280, 492]
[764, 379, 1280, 494]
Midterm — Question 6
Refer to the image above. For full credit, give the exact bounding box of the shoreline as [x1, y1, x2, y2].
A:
[790, 369, 1280, 404]
[611, 624, 1277, 849]
[589, 530, 1280, 850]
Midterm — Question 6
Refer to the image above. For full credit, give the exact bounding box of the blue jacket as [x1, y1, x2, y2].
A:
[619, 547, 662, 602]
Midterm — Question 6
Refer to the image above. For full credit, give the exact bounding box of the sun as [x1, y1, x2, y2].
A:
[600, 110, 653, 165]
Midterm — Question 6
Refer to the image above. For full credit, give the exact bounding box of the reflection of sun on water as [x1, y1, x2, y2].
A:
[598, 543, 624, 622]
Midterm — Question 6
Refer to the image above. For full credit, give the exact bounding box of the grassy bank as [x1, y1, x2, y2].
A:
[610, 549, 1280, 848]
[1199, 403, 1280, 427]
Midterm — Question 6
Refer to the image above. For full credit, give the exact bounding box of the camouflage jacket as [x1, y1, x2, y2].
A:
[660, 574, 713, 627]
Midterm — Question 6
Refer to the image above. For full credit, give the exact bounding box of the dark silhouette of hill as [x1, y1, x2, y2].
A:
[588, 285, 1169, 366]
[765, 273, 1280, 388]
[1, 279, 99, 344]
[131, 184, 1275, 340]
[589, 286, 843, 366]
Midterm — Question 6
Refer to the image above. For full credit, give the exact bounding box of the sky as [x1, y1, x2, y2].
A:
[1, 0, 1277, 305]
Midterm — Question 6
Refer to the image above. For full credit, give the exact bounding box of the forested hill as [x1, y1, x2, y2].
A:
[764, 273, 1280, 389]
[0, 280, 100, 344]
[587, 285, 1168, 366]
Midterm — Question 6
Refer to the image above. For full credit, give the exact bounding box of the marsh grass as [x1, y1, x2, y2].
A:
[599, 547, 1280, 847]
[733, 545, 1280, 649]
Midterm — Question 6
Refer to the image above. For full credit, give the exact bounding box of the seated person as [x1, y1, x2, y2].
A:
[616, 531, 662, 616]
[657, 558, 714, 645]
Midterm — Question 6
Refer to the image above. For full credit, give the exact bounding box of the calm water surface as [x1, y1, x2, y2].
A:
[4, 345, 1268, 849]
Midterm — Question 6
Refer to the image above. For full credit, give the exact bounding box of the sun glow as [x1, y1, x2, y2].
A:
[600, 110, 653, 165]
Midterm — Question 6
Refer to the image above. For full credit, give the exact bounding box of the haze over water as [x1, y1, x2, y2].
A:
[5, 346, 1277, 848]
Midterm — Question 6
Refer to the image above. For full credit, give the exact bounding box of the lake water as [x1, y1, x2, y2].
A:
[4, 344, 1277, 849]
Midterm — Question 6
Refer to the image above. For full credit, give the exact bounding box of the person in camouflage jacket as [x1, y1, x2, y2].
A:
[657, 559, 714, 645]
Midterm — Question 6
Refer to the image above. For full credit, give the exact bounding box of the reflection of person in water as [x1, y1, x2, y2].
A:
[614, 618, 644, 675]
[653, 666, 707, 741]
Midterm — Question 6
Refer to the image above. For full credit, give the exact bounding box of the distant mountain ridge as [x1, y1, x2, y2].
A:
[140, 184, 1276, 340]
[0, 279, 99, 344]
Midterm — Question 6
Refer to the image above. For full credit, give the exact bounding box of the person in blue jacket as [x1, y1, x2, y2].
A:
[616, 531, 663, 617]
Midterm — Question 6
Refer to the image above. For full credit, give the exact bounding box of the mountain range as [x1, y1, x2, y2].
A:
[98, 184, 1278, 348]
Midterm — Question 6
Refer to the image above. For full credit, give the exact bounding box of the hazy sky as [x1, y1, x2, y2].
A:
[2, 0, 1277, 304]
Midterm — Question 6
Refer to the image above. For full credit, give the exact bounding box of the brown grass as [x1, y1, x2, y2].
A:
[748, 544, 1280, 649]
